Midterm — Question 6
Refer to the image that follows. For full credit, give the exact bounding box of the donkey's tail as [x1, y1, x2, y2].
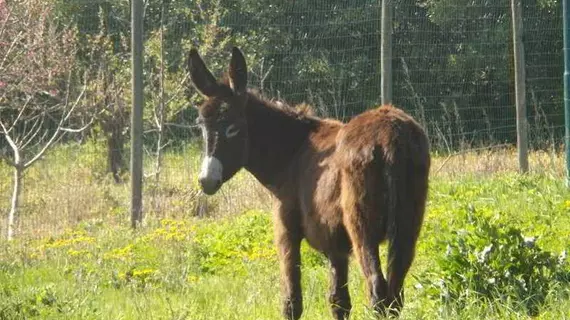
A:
[383, 130, 430, 312]
[384, 138, 430, 244]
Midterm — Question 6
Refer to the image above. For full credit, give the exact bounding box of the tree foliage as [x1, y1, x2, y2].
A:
[3, 0, 563, 153]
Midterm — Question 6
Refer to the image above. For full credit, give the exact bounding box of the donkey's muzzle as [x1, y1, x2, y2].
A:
[199, 177, 221, 195]
[198, 156, 223, 195]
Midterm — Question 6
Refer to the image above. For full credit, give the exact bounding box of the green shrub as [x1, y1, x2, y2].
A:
[418, 205, 569, 316]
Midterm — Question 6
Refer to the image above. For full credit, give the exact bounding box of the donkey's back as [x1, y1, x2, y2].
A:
[294, 104, 429, 255]
[335, 104, 429, 170]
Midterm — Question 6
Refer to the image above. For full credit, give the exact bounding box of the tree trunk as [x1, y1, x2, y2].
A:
[107, 127, 125, 183]
[7, 166, 22, 240]
[99, 1, 126, 184]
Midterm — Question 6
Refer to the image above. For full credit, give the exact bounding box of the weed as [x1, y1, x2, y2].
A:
[417, 206, 570, 316]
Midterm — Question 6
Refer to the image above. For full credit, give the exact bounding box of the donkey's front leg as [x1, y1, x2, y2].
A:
[274, 207, 303, 320]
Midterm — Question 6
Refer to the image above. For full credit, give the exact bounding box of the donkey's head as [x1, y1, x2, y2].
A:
[187, 47, 249, 195]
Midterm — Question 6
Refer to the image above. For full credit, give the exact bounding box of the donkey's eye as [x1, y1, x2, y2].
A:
[225, 124, 240, 138]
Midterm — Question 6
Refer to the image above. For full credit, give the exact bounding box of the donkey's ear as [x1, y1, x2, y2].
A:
[187, 48, 219, 97]
[228, 47, 247, 96]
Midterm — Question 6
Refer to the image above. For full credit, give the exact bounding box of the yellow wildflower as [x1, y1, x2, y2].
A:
[132, 268, 155, 277]
[187, 275, 200, 283]
[143, 220, 194, 242]
[104, 244, 134, 260]
[44, 236, 95, 249]
[68, 248, 90, 257]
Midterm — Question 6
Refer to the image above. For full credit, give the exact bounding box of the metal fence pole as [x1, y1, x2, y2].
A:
[381, 0, 393, 105]
[511, 0, 529, 173]
[131, 0, 144, 228]
[564, 0, 570, 186]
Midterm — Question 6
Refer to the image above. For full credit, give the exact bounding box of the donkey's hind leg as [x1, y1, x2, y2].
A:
[343, 225, 387, 316]
[328, 254, 352, 320]
[385, 231, 416, 316]
[386, 169, 429, 316]
[340, 169, 389, 316]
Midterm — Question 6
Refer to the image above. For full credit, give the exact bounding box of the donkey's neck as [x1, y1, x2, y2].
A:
[244, 94, 316, 192]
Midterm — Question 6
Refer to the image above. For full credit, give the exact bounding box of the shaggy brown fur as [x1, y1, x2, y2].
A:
[187, 47, 430, 320]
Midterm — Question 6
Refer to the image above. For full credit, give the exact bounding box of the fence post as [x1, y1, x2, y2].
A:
[562, 0, 570, 187]
[131, 0, 144, 228]
[511, 0, 529, 173]
[381, 0, 392, 105]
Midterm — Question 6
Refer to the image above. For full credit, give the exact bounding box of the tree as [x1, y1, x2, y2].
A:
[0, 0, 91, 240]
[51, 0, 132, 183]
[84, 31, 131, 183]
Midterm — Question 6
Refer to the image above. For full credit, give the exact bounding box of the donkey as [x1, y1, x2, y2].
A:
[187, 47, 430, 320]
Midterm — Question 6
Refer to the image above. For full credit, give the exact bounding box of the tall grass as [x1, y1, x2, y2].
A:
[0, 141, 272, 239]
[0, 142, 569, 319]
[0, 141, 565, 239]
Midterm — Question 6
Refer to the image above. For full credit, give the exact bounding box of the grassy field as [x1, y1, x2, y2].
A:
[0, 142, 569, 319]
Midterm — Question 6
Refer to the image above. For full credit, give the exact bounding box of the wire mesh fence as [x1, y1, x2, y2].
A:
[393, 1, 563, 151]
[0, 0, 565, 240]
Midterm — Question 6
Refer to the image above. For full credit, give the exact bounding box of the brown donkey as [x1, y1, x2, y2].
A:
[187, 47, 430, 319]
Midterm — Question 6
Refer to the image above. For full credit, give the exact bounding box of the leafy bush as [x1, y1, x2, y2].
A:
[418, 205, 569, 316]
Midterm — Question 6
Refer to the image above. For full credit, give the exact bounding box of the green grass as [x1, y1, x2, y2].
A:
[0, 143, 569, 319]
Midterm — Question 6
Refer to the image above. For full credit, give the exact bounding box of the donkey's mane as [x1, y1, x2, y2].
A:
[247, 88, 316, 120]
[218, 73, 316, 120]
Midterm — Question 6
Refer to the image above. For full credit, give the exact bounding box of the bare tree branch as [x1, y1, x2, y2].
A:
[60, 118, 93, 133]
[0, 30, 23, 71]
[160, 140, 171, 150]
[163, 75, 189, 107]
[0, 118, 20, 165]
[19, 114, 44, 149]
[0, 78, 25, 104]
[61, 85, 86, 123]
[144, 170, 161, 179]
[7, 96, 32, 133]
[23, 126, 60, 169]
[23, 85, 86, 169]
[250, 58, 274, 92]
[0, 10, 13, 41]
[24, 132, 49, 153]
[20, 118, 47, 150]
[260, 65, 274, 90]
[164, 122, 199, 130]
[153, 103, 161, 128]
[63, 68, 72, 107]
